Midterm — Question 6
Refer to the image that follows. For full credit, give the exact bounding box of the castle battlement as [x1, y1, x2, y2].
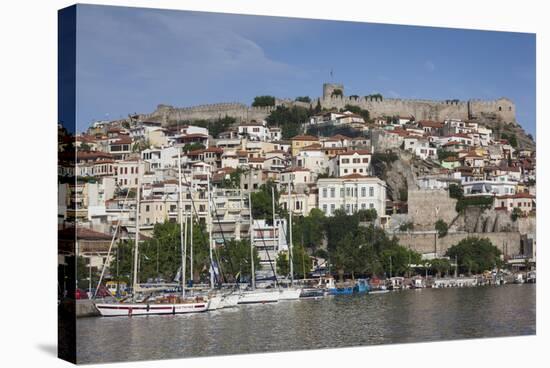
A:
[138, 83, 515, 125]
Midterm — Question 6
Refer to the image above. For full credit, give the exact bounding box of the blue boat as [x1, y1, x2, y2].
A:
[354, 279, 370, 294]
[329, 286, 354, 295]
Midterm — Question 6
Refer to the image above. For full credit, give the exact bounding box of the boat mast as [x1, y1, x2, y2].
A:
[272, 186, 278, 282]
[132, 161, 141, 297]
[287, 173, 294, 286]
[190, 175, 194, 287]
[207, 171, 214, 289]
[248, 170, 255, 290]
[178, 150, 187, 298]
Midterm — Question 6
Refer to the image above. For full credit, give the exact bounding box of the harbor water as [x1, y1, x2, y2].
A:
[76, 284, 535, 364]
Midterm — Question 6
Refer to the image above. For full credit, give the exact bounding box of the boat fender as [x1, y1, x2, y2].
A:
[172, 306, 176, 314]
[128, 307, 132, 317]
[146, 304, 150, 312]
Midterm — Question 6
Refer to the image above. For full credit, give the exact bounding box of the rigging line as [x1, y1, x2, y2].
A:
[179, 167, 226, 285]
[93, 184, 131, 299]
[206, 188, 228, 285]
[252, 218, 280, 288]
[206, 185, 231, 283]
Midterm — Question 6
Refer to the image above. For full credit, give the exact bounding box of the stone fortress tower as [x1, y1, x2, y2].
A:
[317, 82, 516, 123]
[137, 82, 516, 125]
[322, 83, 345, 99]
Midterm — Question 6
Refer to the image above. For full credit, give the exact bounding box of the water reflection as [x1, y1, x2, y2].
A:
[77, 285, 535, 364]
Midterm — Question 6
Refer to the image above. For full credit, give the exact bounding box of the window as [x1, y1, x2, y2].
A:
[369, 203, 374, 209]
[342, 158, 349, 164]
[361, 203, 366, 209]
[346, 188, 351, 196]
[363, 158, 369, 163]
[330, 188, 335, 198]
[361, 187, 366, 197]
[369, 187, 374, 197]
[353, 158, 360, 163]
[346, 204, 351, 213]
[323, 204, 328, 213]
[145, 205, 150, 212]
[322, 188, 327, 198]
[330, 204, 335, 212]
[340, 188, 344, 198]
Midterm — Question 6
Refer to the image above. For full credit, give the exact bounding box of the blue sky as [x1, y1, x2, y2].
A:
[75, 5, 536, 136]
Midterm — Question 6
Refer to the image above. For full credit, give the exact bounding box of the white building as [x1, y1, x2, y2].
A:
[115, 159, 149, 189]
[462, 175, 517, 197]
[141, 146, 179, 170]
[238, 121, 271, 142]
[317, 174, 387, 216]
[334, 149, 372, 177]
[294, 147, 329, 175]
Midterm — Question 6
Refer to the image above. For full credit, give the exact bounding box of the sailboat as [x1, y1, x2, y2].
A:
[277, 173, 302, 300]
[237, 170, 280, 305]
[95, 156, 210, 316]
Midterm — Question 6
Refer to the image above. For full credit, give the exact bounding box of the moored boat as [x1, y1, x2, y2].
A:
[279, 287, 302, 300]
[238, 289, 280, 304]
[95, 295, 209, 317]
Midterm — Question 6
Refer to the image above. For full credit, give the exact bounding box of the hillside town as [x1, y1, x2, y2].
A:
[58, 84, 536, 296]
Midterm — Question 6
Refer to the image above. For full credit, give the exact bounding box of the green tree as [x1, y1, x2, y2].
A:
[292, 208, 326, 252]
[399, 222, 414, 232]
[182, 142, 205, 152]
[357, 208, 377, 222]
[323, 209, 360, 252]
[331, 89, 343, 97]
[295, 96, 311, 103]
[445, 237, 502, 275]
[250, 180, 283, 221]
[429, 258, 451, 277]
[266, 105, 311, 139]
[342, 104, 370, 121]
[217, 239, 260, 283]
[219, 167, 245, 189]
[252, 95, 276, 107]
[435, 219, 449, 238]
[448, 183, 464, 200]
[511, 207, 522, 221]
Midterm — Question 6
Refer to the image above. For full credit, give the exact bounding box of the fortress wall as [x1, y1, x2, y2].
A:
[395, 231, 521, 257]
[136, 83, 515, 126]
[468, 98, 516, 123]
[407, 189, 459, 231]
[143, 103, 275, 125]
[320, 96, 470, 121]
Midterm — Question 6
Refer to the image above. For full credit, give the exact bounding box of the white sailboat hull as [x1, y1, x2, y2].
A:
[279, 288, 302, 300]
[207, 294, 224, 311]
[221, 293, 240, 308]
[95, 301, 209, 317]
[238, 290, 279, 304]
